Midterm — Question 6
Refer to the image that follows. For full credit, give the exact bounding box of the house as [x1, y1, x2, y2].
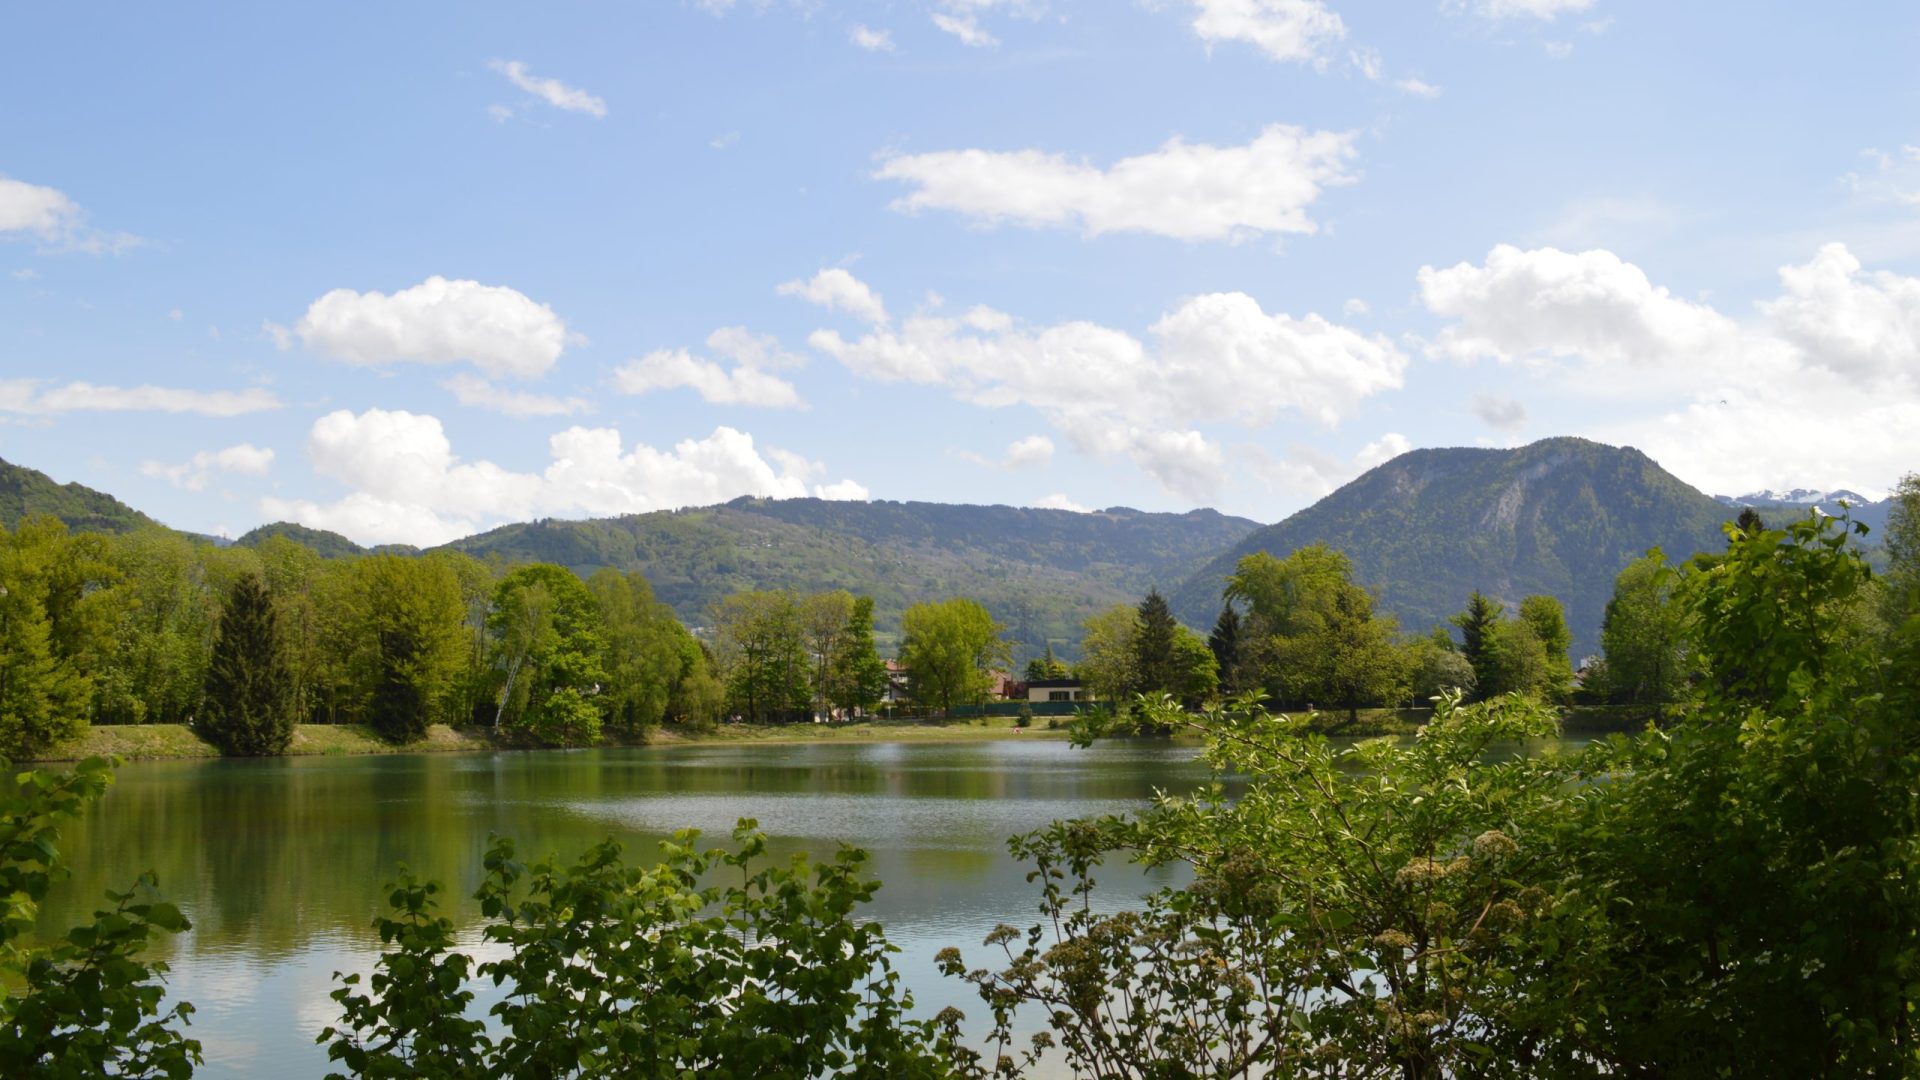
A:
[883, 659, 912, 703]
[1025, 678, 1085, 704]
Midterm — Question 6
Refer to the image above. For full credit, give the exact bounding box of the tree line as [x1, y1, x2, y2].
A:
[8, 475, 1919, 1076]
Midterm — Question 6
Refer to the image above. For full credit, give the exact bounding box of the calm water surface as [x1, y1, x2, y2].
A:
[40, 738, 1225, 1078]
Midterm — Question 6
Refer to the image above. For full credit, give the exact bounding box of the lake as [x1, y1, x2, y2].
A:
[38, 737, 1225, 1078]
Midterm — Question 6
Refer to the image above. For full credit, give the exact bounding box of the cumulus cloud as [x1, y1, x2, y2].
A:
[814, 479, 872, 501]
[0, 175, 137, 253]
[1003, 434, 1055, 469]
[1418, 244, 1739, 375]
[1034, 493, 1090, 513]
[0, 380, 282, 416]
[262, 408, 864, 546]
[140, 444, 275, 491]
[1471, 393, 1528, 430]
[1354, 432, 1412, 470]
[1188, 0, 1347, 66]
[1395, 77, 1442, 98]
[778, 268, 890, 325]
[849, 24, 896, 51]
[489, 60, 607, 117]
[613, 349, 805, 408]
[1420, 241, 1920, 497]
[875, 124, 1357, 242]
[803, 269, 1405, 499]
[444, 374, 589, 417]
[293, 276, 570, 379]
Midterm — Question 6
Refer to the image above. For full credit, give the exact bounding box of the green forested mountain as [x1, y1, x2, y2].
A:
[1172, 437, 1744, 659]
[0, 457, 157, 534]
[231, 521, 406, 558]
[438, 499, 1260, 660]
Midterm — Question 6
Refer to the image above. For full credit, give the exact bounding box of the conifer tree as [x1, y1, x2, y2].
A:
[200, 574, 293, 755]
[1451, 591, 1504, 700]
[1207, 605, 1241, 692]
[1133, 589, 1179, 696]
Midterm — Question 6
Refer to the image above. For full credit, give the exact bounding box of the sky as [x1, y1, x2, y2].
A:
[3, 0, 1918, 546]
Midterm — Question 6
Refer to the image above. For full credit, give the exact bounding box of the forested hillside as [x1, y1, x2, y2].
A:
[1173, 437, 1742, 659]
[0, 457, 156, 534]
[439, 499, 1260, 658]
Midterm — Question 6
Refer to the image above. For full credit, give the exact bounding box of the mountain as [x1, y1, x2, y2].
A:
[0, 457, 159, 534]
[1171, 437, 1744, 660]
[1714, 490, 1892, 539]
[438, 498, 1261, 658]
[230, 522, 428, 558]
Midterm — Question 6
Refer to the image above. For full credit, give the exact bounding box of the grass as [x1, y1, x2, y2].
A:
[27, 723, 491, 762]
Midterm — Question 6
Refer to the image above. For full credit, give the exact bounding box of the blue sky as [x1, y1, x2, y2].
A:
[4, 0, 1918, 544]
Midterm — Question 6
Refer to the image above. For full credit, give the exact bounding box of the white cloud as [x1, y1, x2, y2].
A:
[0, 175, 136, 253]
[140, 443, 275, 491]
[706, 325, 806, 369]
[1354, 432, 1411, 470]
[1003, 434, 1055, 469]
[778, 268, 890, 325]
[849, 24, 896, 51]
[1420, 241, 1920, 497]
[876, 124, 1357, 243]
[1189, 0, 1346, 66]
[614, 348, 805, 408]
[1470, 393, 1528, 430]
[1544, 41, 1574, 58]
[0, 177, 80, 237]
[931, 12, 998, 47]
[1395, 77, 1442, 98]
[444, 373, 590, 417]
[1342, 297, 1370, 316]
[1450, 0, 1597, 19]
[293, 276, 570, 379]
[1418, 244, 1739, 373]
[1034, 493, 1090, 513]
[0, 380, 282, 416]
[488, 60, 607, 117]
[10, 268, 38, 280]
[804, 269, 1404, 500]
[814, 479, 871, 501]
[264, 408, 861, 546]
[1844, 145, 1920, 209]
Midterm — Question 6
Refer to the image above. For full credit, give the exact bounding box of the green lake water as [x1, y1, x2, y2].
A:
[38, 738, 1227, 1078]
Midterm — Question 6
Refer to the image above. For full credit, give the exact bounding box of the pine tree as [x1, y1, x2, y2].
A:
[200, 574, 293, 755]
[1207, 605, 1241, 692]
[1451, 591, 1504, 701]
[1134, 589, 1179, 696]
[1734, 506, 1766, 537]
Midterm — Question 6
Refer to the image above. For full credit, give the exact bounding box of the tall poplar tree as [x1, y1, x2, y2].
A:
[200, 574, 293, 756]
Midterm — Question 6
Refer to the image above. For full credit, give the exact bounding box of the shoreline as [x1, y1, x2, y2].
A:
[21, 715, 1076, 764]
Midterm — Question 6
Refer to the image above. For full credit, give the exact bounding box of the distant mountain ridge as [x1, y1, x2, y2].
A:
[1713, 489, 1892, 538]
[438, 498, 1261, 657]
[0, 457, 158, 534]
[1171, 437, 1748, 660]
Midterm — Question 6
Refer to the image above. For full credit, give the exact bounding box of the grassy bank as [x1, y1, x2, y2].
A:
[28, 723, 493, 762]
[23, 715, 1066, 762]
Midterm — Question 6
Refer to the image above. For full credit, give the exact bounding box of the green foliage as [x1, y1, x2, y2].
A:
[488, 565, 607, 746]
[353, 555, 466, 744]
[1131, 589, 1178, 696]
[1205, 604, 1241, 692]
[0, 757, 200, 1077]
[1597, 551, 1688, 703]
[1405, 626, 1475, 703]
[1073, 604, 1138, 704]
[588, 568, 692, 737]
[957, 692, 1571, 1078]
[0, 518, 117, 758]
[899, 598, 1009, 717]
[199, 574, 294, 756]
[93, 529, 217, 728]
[708, 589, 811, 723]
[830, 596, 891, 717]
[1232, 546, 1408, 718]
[323, 822, 965, 1079]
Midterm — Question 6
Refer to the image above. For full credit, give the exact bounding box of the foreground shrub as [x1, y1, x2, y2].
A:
[0, 756, 200, 1078]
[322, 822, 966, 1079]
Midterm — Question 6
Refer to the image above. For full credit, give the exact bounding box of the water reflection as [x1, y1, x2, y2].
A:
[41, 740, 1219, 1079]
